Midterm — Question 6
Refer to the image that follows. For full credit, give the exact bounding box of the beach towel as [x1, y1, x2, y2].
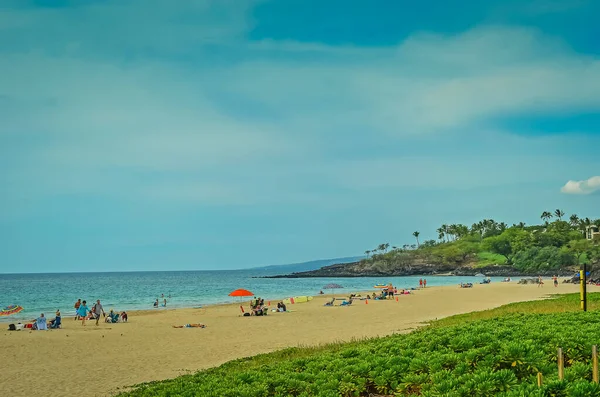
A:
[172, 324, 206, 328]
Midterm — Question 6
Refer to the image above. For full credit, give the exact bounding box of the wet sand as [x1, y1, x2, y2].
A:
[0, 282, 580, 396]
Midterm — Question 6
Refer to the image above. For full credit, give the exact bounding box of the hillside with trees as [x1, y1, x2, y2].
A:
[273, 211, 600, 277]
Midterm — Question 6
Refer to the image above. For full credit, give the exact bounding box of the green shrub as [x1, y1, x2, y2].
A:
[121, 307, 600, 396]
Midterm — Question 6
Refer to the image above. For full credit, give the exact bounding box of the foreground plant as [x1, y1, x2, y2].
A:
[121, 305, 600, 397]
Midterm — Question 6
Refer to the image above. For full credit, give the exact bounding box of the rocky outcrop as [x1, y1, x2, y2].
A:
[263, 262, 576, 279]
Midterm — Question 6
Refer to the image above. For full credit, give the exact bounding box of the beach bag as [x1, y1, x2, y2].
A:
[8, 324, 16, 331]
[243, 313, 250, 317]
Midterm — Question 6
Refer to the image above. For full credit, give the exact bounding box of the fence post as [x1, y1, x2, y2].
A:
[593, 345, 599, 384]
[558, 347, 564, 380]
[537, 372, 543, 387]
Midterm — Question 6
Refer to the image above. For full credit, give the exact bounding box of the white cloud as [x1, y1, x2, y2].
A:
[561, 176, 600, 195]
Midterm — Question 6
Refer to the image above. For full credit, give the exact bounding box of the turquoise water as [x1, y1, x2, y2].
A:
[0, 270, 500, 321]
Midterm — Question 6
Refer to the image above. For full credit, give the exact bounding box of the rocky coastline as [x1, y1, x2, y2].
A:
[261, 262, 576, 279]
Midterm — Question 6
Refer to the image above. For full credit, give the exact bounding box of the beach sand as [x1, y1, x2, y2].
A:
[0, 282, 581, 396]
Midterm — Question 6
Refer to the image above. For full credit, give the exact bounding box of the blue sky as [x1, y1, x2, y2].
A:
[1, 0, 599, 273]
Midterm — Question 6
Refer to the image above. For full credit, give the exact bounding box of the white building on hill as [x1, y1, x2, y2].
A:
[586, 225, 600, 241]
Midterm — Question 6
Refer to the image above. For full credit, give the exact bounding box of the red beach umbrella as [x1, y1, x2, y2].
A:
[229, 289, 255, 314]
[228, 289, 254, 297]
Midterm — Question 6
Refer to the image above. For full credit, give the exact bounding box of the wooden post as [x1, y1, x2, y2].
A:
[593, 345, 599, 384]
[558, 348, 564, 380]
[537, 372, 543, 387]
[581, 269, 588, 311]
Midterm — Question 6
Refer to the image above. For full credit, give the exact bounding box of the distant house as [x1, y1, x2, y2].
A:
[586, 225, 600, 241]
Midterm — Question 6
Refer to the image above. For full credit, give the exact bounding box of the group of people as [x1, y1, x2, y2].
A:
[419, 278, 427, 288]
[7, 310, 62, 331]
[250, 297, 268, 316]
[153, 294, 169, 308]
[74, 298, 127, 326]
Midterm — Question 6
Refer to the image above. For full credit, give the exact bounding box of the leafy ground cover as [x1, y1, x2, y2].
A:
[121, 294, 600, 397]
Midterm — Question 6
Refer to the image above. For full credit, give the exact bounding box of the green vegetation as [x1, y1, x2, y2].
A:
[121, 294, 600, 397]
[362, 211, 600, 274]
[476, 252, 507, 267]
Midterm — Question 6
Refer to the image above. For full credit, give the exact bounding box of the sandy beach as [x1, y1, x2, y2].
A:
[0, 282, 581, 396]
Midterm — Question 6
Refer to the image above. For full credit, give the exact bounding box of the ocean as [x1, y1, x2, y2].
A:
[0, 270, 501, 321]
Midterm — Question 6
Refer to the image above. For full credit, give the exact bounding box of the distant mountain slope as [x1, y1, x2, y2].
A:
[251, 256, 363, 275]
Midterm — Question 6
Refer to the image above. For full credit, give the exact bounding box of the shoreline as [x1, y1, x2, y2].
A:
[0, 274, 543, 323]
[1, 282, 582, 397]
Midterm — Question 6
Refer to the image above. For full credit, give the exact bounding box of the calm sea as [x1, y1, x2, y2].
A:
[0, 269, 499, 321]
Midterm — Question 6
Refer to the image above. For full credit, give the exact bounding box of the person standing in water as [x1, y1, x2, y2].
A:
[423, 279, 427, 288]
[419, 278, 423, 288]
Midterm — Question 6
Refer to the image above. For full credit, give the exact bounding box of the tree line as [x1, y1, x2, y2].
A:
[363, 210, 600, 273]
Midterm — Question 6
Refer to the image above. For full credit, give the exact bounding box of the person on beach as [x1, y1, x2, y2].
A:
[49, 310, 61, 328]
[538, 276, 544, 287]
[163, 298, 167, 307]
[78, 300, 91, 326]
[154, 299, 159, 308]
[419, 278, 423, 288]
[34, 313, 47, 330]
[423, 279, 427, 288]
[74, 298, 81, 320]
[553, 275, 558, 287]
[121, 311, 128, 322]
[93, 300, 105, 326]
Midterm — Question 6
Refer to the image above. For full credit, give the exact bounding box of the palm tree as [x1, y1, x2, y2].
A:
[457, 224, 469, 239]
[570, 214, 580, 227]
[541, 211, 553, 225]
[376, 243, 390, 254]
[437, 227, 446, 242]
[442, 224, 450, 241]
[554, 209, 565, 220]
[412, 231, 420, 248]
[471, 222, 484, 240]
[447, 225, 456, 241]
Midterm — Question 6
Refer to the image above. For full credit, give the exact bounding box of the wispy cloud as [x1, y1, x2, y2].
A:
[1, 1, 599, 208]
[561, 176, 600, 195]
